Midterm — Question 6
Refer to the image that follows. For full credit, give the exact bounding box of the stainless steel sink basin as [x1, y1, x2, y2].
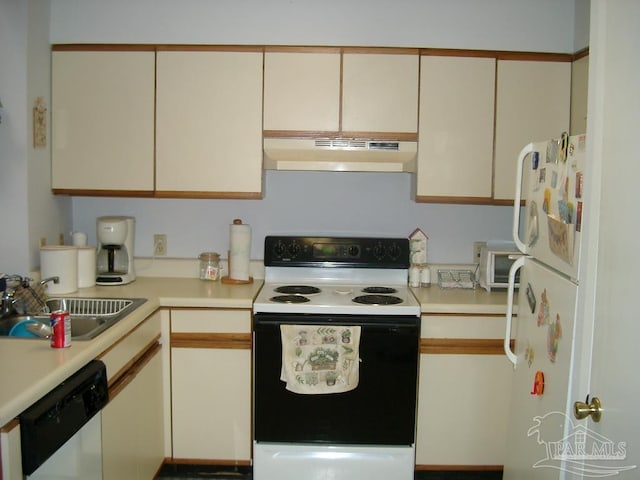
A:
[0, 297, 146, 340]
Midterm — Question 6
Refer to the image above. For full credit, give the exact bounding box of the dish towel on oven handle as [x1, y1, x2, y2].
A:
[280, 324, 361, 394]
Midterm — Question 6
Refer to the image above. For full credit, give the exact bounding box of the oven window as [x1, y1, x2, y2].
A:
[253, 314, 419, 446]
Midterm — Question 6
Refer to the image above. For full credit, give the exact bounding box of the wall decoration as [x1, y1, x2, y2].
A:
[33, 96, 47, 148]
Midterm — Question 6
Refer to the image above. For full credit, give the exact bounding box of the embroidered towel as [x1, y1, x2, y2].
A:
[280, 324, 361, 394]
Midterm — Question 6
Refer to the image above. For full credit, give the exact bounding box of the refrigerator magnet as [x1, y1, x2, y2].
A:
[576, 201, 583, 232]
[575, 172, 584, 198]
[530, 371, 545, 395]
[547, 314, 563, 363]
[526, 283, 536, 314]
[525, 342, 535, 368]
[532, 151, 540, 170]
[537, 289, 551, 327]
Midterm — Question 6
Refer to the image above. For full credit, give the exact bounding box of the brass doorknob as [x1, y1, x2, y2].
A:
[574, 396, 603, 422]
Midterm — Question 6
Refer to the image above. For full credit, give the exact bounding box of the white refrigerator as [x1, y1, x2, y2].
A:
[503, 133, 587, 479]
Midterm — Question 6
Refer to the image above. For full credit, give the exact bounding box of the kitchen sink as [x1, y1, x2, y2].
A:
[0, 297, 146, 341]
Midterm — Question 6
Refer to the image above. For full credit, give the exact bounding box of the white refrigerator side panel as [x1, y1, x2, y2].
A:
[517, 134, 586, 280]
[503, 259, 577, 480]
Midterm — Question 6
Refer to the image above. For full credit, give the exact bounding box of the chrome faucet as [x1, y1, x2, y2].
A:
[1, 274, 24, 318]
[40, 276, 60, 287]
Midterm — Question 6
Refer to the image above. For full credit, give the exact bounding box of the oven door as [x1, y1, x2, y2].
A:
[253, 313, 419, 446]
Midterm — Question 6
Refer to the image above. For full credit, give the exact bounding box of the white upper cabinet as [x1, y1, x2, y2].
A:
[155, 49, 264, 196]
[494, 59, 571, 201]
[263, 48, 419, 138]
[263, 50, 341, 133]
[416, 55, 496, 201]
[342, 52, 419, 135]
[52, 50, 155, 192]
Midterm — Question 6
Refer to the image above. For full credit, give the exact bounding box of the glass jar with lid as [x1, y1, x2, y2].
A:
[199, 252, 220, 281]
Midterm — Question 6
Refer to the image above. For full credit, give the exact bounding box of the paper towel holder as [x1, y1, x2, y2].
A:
[222, 219, 254, 285]
[221, 250, 254, 285]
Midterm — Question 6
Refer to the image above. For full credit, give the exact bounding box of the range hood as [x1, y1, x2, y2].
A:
[263, 138, 417, 173]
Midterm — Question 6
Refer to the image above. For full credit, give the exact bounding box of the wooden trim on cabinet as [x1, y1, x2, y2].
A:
[156, 45, 264, 53]
[420, 48, 498, 58]
[420, 338, 512, 355]
[171, 332, 252, 349]
[415, 464, 503, 472]
[573, 47, 590, 61]
[342, 47, 420, 55]
[107, 340, 161, 399]
[101, 334, 162, 389]
[52, 189, 155, 197]
[415, 195, 493, 205]
[0, 418, 19, 433]
[153, 191, 262, 200]
[52, 44, 157, 52]
[263, 130, 417, 141]
[495, 51, 573, 62]
[265, 45, 341, 54]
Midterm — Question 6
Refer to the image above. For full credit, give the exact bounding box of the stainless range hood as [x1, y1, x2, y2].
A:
[263, 138, 417, 173]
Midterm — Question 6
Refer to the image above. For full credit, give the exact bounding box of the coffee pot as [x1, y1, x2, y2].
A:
[96, 216, 135, 285]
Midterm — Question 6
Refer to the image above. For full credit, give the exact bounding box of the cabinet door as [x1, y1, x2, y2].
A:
[416, 353, 512, 465]
[171, 347, 251, 461]
[416, 56, 495, 201]
[264, 50, 341, 133]
[156, 50, 263, 196]
[102, 348, 164, 480]
[493, 60, 571, 201]
[51, 51, 155, 192]
[342, 52, 419, 134]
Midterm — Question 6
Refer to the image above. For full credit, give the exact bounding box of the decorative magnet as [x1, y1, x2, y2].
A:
[547, 314, 562, 363]
[525, 342, 535, 368]
[530, 371, 545, 395]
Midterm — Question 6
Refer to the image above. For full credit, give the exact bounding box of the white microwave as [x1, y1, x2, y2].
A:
[478, 245, 523, 292]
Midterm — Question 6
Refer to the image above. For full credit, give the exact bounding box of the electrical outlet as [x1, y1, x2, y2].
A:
[40, 237, 47, 247]
[154, 234, 167, 256]
[57, 233, 64, 245]
[473, 241, 486, 264]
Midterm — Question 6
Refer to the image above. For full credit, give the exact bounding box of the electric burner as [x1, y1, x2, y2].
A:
[270, 295, 311, 304]
[352, 294, 403, 305]
[275, 285, 321, 295]
[362, 286, 398, 294]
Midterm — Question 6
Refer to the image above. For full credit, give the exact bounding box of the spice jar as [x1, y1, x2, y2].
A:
[199, 252, 220, 281]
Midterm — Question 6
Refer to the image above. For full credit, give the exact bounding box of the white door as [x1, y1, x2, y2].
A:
[565, 1, 640, 478]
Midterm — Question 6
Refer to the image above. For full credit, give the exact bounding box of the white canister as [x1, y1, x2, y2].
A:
[71, 231, 88, 247]
[40, 246, 78, 294]
[76, 246, 96, 288]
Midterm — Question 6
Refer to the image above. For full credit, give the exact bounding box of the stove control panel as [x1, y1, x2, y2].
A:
[264, 236, 409, 268]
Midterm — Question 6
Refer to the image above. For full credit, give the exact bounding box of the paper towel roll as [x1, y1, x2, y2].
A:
[229, 219, 251, 281]
[77, 246, 96, 288]
[40, 246, 78, 294]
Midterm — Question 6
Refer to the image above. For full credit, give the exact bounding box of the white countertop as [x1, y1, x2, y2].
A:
[0, 276, 508, 427]
[0, 277, 262, 427]
[411, 285, 511, 315]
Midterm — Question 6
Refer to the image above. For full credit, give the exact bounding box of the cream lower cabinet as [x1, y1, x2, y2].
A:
[0, 420, 22, 480]
[155, 49, 264, 197]
[101, 311, 165, 480]
[416, 55, 496, 202]
[170, 309, 252, 463]
[415, 314, 513, 468]
[51, 49, 156, 193]
[493, 60, 572, 201]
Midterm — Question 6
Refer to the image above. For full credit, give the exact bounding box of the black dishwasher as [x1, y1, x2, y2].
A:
[19, 360, 108, 476]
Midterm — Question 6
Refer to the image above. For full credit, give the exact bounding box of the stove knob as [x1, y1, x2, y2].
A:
[373, 243, 385, 260]
[348, 245, 360, 257]
[288, 243, 301, 258]
[387, 242, 402, 260]
[272, 241, 286, 259]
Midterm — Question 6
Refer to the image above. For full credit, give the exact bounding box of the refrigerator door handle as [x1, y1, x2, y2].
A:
[504, 255, 526, 366]
[512, 142, 536, 254]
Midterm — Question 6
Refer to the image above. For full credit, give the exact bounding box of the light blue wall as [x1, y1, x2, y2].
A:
[48, 0, 586, 263]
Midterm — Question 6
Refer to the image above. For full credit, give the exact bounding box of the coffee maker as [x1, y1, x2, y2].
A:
[96, 216, 136, 285]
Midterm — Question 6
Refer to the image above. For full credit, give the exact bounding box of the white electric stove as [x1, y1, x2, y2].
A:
[253, 236, 420, 480]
